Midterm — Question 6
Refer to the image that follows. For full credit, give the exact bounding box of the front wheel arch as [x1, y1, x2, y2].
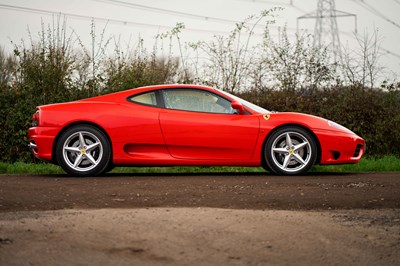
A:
[261, 124, 321, 173]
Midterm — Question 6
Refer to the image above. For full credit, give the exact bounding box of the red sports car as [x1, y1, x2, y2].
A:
[28, 84, 365, 176]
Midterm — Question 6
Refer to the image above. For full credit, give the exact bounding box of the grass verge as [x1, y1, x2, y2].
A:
[0, 156, 399, 175]
[311, 155, 400, 172]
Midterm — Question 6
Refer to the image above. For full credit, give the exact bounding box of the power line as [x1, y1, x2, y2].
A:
[296, 1, 400, 63]
[380, 47, 400, 60]
[352, 0, 400, 30]
[392, 0, 400, 5]
[235, 0, 307, 14]
[91, 0, 304, 33]
[339, 30, 400, 60]
[0, 3, 165, 29]
[297, 0, 356, 62]
[93, 0, 259, 26]
[0, 2, 298, 38]
[235, 0, 293, 6]
[2, 2, 399, 61]
[149, 0, 400, 62]
[0, 3, 234, 35]
[146, 0, 400, 61]
[95, 0, 306, 30]
[344, 31, 400, 59]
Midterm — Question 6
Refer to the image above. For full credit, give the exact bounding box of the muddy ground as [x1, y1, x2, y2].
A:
[0, 172, 399, 265]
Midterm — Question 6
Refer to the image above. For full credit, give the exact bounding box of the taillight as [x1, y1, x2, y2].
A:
[32, 110, 39, 127]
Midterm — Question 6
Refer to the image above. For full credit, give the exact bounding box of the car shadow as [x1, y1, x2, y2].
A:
[40, 171, 356, 178]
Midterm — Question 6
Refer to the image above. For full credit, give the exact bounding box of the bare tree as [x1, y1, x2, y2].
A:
[341, 28, 383, 88]
[189, 9, 279, 93]
[263, 26, 336, 91]
[0, 47, 16, 88]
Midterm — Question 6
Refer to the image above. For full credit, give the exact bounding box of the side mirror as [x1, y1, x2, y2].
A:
[231, 101, 245, 115]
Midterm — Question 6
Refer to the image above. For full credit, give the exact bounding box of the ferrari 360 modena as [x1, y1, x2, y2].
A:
[28, 84, 365, 176]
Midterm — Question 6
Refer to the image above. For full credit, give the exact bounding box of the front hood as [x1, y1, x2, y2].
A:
[260, 112, 356, 134]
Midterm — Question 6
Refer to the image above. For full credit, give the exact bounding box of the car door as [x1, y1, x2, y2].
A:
[159, 88, 260, 160]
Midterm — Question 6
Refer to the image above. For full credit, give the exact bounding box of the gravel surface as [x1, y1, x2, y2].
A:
[0, 172, 399, 265]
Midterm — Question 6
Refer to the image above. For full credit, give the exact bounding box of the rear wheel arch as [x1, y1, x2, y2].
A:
[52, 121, 113, 164]
[261, 124, 322, 171]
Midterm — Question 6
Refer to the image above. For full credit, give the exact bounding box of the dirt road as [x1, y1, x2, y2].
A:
[1, 172, 399, 265]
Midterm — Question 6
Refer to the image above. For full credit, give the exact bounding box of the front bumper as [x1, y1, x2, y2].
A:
[315, 129, 366, 165]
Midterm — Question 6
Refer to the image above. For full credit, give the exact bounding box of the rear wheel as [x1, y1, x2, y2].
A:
[264, 126, 317, 175]
[56, 125, 111, 176]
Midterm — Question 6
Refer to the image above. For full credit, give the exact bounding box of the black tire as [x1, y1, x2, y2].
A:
[56, 125, 111, 177]
[264, 126, 317, 175]
[104, 163, 115, 173]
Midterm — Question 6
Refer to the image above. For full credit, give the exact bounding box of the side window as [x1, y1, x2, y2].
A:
[163, 89, 234, 114]
[128, 91, 157, 106]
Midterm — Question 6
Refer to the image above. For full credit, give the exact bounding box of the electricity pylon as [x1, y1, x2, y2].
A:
[297, 0, 357, 63]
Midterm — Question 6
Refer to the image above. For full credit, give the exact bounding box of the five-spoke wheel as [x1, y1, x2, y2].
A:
[56, 125, 111, 176]
[264, 126, 317, 175]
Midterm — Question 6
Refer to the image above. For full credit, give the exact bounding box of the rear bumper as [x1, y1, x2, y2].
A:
[315, 129, 366, 165]
[28, 127, 61, 161]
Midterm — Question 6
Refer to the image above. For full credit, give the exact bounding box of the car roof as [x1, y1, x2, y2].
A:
[78, 84, 220, 103]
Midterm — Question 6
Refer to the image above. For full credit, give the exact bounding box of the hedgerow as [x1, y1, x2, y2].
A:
[238, 85, 400, 157]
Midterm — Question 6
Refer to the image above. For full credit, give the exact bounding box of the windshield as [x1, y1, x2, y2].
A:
[217, 89, 271, 114]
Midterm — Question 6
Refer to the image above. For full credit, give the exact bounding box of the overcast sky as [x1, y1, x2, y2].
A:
[1, 0, 399, 80]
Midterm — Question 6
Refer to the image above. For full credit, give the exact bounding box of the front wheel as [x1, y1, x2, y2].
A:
[264, 127, 317, 175]
[56, 125, 111, 176]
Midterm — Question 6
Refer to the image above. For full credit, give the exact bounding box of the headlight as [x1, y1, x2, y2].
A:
[328, 121, 354, 134]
